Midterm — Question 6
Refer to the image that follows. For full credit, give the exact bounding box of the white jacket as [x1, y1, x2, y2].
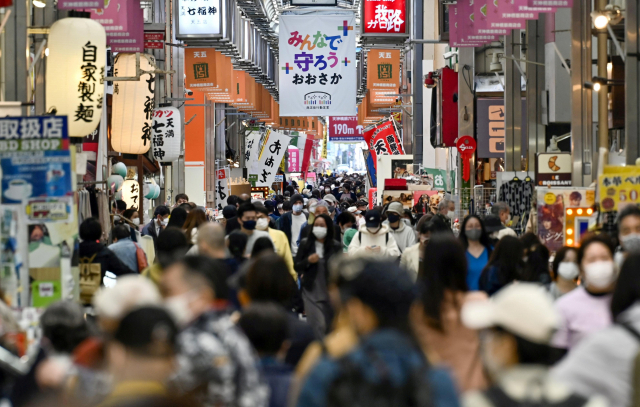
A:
[386, 220, 417, 253]
[348, 224, 400, 259]
[400, 242, 420, 281]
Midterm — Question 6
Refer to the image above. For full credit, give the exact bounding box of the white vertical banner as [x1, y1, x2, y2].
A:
[245, 131, 263, 175]
[278, 14, 356, 116]
[253, 130, 290, 186]
[215, 167, 229, 210]
[152, 106, 181, 163]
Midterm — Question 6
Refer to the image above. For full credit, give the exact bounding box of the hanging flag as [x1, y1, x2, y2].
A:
[215, 167, 229, 210]
[363, 118, 404, 169]
[251, 130, 290, 187]
[244, 131, 262, 175]
[278, 14, 356, 116]
[301, 135, 314, 180]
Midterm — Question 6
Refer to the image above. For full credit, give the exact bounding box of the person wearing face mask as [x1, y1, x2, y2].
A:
[337, 212, 357, 252]
[490, 202, 517, 239]
[295, 214, 342, 339]
[614, 205, 640, 268]
[230, 203, 272, 257]
[436, 199, 456, 227]
[297, 201, 342, 248]
[461, 284, 604, 407]
[254, 205, 296, 280]
[161, 256, 269, 407]
[141, 205, 170, 249]
[347, 209, 400, 259]
[400, 221, 431, 281]
[551, 234, 617, 351]
[548, 247, 579, 300]
[278, 194, 308, 256]
[384, 202, 417, 253]
[459, 215, 493, 291]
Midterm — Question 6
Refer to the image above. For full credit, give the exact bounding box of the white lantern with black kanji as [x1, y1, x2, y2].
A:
[122, 179, 140, 210]
[111, 53, 155, 154]
[151, 106, 181, 162]
[46, 18, 106, 137]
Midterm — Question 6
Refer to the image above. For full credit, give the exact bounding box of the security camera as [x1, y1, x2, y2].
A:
[185, 88, 193, 96]
[444, 51, 458, 60]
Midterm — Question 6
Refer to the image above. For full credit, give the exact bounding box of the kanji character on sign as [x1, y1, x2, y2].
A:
[75, 104, 94, 122]
[146, 75, 155, 93]
[327, 52, 338, 68]
[294, 52, 314, 72]
[152, 120, 165, 133]
[154, 149, 165, 160]
[314, 55, 328, 70]
[81, 62, 97, 82]
[319, 73, 328, 85]
[434, 174, 444, 187]
[613, 176, 622, 186]
[78, 82, 95, 102]
[42, 117, 64, 139]
[374, 139, 388, 155]
[288, 31, 303, 47]
[305, 74, 316, 85]
[20, 118, 41, 139]
[187, 7, 195, 15]
[144, 96, 154, 120]
[0, 121, 18, 139]
[324, 35, 342, 50]
[312, 31, 327, 48]
[198, 6, 206, 15]
[269, 140, 282, 155]
[166, 129, 175, 138]
[292, 74, 304, 85]
[330, 73, 342, 84]
[217, 181, 226, 200]
[260, 169, 271, 183]
[82, 41, 97, 62]
[141, 122, 151, 146]
[208, 7, 216, 14]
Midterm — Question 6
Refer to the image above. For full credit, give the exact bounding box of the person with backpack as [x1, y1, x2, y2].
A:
[461, 283, 606, 407]
[347, 209, 400, 259]
[296, 260, 460, 407]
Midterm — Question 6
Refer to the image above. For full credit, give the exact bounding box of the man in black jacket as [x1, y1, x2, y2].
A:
[141, 205, 170, 249]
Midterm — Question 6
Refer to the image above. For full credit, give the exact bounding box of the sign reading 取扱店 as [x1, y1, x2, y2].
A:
[278, 14, 356, 117]
[0, 116, 69, 152]
[176, 0, 222, 39]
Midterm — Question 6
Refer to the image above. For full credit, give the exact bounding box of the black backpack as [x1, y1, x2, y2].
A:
[326, 345, 432, 407]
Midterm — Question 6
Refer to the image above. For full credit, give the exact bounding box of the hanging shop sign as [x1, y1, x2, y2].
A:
[109, 1, 144, 53]
[215, 167, 229, 210]
[46, 18, 105, 138]
[245, 131, 263, 176]
[251, 130, 290, 187]
[362, 0, 408, 36]
[476, 98, 528, 158]
[151, 107, 181, 163]
[25, 197, 74, 224]
[176, 0, 222, 39]
[456, 135, 476, 183]
[598, 167, 640, 212]
[288, 147, 300, 172]
[1, 151, 72, 204]
[328, 116, 363, 142]
[111, 53, 155, 155]
[144, 32, 165, 49]
[536, 153, 572, 187]
[0, 116, 69, 153]
[58, 0, 100, 9]
[184, 48, 220, 92]
[278, 14, 356, 116]
[366, 49, 401, 105]
[291, 0, 337, 5]
[363, 118, 404, 169]
[122, 179, 140, 210]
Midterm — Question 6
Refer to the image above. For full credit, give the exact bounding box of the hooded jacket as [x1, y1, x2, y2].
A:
[347, 224, 400, 259]
[385, 219, 417, 253]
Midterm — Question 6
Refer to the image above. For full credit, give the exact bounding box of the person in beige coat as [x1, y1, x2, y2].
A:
[400, 221, 431, 281]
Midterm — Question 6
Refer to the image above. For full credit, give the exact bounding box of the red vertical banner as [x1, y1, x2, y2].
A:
[363, 119, 404, 169]
[301, 135, 314, 181]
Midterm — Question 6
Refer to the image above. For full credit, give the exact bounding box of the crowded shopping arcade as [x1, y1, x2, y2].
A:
[1, 0, 640, 405]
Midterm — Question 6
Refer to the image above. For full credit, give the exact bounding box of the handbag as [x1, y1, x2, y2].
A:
[133, 243, 148, 272]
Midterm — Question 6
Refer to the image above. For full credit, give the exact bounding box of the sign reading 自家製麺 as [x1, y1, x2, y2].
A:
[278, 14, 356, 117]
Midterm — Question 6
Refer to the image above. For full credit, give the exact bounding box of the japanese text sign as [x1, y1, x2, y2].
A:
[362, 0, 407, 36]
[367, 49, 400, 97]
[215, 167, 229, 210]
[185, 48, 218, 91]
[528, 0, 572, 7]
[329, 116, 363, 142]
[122, 179, 140, 209]
[599, 167, 640, 212]
[278, 14, 356, 116]
[245, 131, 263, 176]
[0, 116, 69, 153]
[288, 147, 300, 172]
[151, 107, 181, 163]
[363, 119, 404, 169]
[251, 130, 290, 187]
[58, 0, 100, 9]
[176, 0, 222, 39]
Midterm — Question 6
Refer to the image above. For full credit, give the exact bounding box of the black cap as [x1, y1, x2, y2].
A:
[365, 209, 381, 228]
[484, 215, 505, 233]
[114, 307, 178, 357]
[222, 205, 237, 219]
[291, 194, 304, 205]
[357, 200, 368, 207]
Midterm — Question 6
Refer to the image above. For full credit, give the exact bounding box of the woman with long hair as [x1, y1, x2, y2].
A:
[459, 215, 493, 291]
[549, 246, 579, 299]
[478, 236, 524, 296]
[182, 208, 207, 245]
[294, 213, 342, 339]
[166, 207, 188, 230]
[412, 234, 488, 392]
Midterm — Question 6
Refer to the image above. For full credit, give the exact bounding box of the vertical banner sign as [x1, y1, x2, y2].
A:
[252, 130, 290, 187]
[151, 107, 181, 163]
[215, 167, 229, 210]
[278, 14, 356, 116]
[362, 0, 407, 35]
[363, 119, 404, 169]
[301, 136, 314, 180]
[322, 127, 328, 158]
[122, 179, 140, 209]
[185, 48, 217, 91]
[288, 147, 300, 172]
[245, 131, 263, 176]
[367, 49, 401, 104]
[329, 116, 363, 142]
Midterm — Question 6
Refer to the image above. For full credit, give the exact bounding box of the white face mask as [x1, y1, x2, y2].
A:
[256, 217, 269, 231]
[293, 204, 303, 213]
[161, 218, 169, 226]
[357, 217, 366, 227]
[309, 205, 317, 214]
[447, 211, 456, 220]
[132, 218, 140, 226]
[622, 233, 640, 253]
[557, 262, 579, 280]
[583, 260, 617, 289]
[313, 226, 327, 240]
[165, 291, 195, 328]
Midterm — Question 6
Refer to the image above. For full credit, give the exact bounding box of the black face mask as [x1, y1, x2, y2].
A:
[387, 213, 400, 223]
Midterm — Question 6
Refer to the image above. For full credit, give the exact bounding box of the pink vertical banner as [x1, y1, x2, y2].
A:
[482, 0, 510, 36]
[301, 137, 314, 181]
[288, 147, 300, 172]
[448, 4, 459, 47]
[529, 0, 572, 7]
[455, 0, 489, 47]
[91, 0, 128, 37]
[488, 0, 526, 30]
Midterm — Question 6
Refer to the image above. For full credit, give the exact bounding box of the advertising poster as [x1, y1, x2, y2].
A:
[598, 167, 640, 212]
[328, 116, 363, 142]
[537, 188, 595, 253]
[413, 190, 439, 214]
[381, 190, 414, 209]
[278, 14, 356, 116]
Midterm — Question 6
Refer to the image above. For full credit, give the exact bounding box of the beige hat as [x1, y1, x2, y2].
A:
[387, 201, 404, 215]
[461, 283, 560, 344]
[323, 194, 338, 203]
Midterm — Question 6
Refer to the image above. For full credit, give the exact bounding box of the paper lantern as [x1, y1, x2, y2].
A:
[122, 179, 140, 209]
[152, 184, 161, 199]
[114, 191, 122, 200]
[151, 107, 181, 162]
[143, 183, 152, 199]
[112, 162, 127, 177]
[46, 18, 106, 137]
[107, 175, 124, 192]
[111, 53, 155, 154]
